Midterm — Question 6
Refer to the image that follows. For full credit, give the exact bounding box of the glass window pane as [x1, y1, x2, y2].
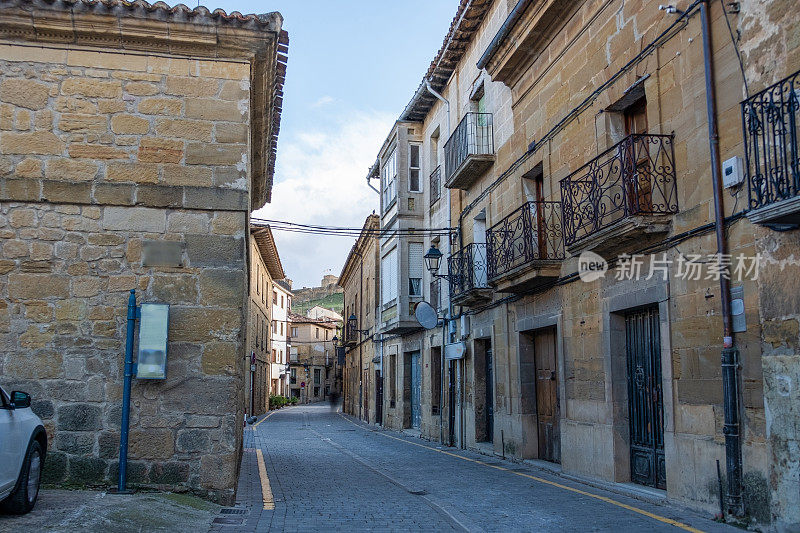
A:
[410, 169, 420, 192]
[410, 144, 419, 168]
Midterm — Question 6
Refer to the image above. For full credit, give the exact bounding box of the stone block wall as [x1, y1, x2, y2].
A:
[0, 46, 252, 503]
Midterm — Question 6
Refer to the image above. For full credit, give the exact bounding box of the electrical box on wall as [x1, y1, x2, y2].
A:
[722, 156, 744, 188]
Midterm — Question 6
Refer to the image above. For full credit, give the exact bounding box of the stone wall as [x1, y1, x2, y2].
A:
[0, 45, 252, 503]
[738, 5, 800, 527]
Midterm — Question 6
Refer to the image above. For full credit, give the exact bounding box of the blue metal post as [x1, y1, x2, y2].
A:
[118, 289, 136, 492]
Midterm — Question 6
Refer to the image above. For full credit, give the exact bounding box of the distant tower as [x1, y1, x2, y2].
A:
[321, 271, 338, 287]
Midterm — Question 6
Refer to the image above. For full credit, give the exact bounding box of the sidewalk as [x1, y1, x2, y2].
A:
[0, 489, 220, 533]
[208, 414, 277, 532]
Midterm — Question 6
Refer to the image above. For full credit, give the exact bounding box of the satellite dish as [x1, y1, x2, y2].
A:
[414, 301, 439, 330]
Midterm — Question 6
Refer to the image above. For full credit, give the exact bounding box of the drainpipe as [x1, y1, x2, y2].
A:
[700, 0, 743, 517]
[424, 79, 459, 447]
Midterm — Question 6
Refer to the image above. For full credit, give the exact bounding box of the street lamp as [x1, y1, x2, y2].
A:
[424, 244, 444, 275]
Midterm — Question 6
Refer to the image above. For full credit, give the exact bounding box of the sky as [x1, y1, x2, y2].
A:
[201, 1, 459, 289]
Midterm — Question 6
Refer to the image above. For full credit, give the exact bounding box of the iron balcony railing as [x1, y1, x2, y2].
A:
[742, 68, 800, 211]
[560, 133, 677, 246]
[448, 243, 490, 300]
[444, 112, 494, 181]
[430, 165, 441, 206]
[486, 201, 565, 280]
[344, 324, 358, 346]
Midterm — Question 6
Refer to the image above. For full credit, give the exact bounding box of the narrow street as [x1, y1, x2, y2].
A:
[214, 405, 736, 532]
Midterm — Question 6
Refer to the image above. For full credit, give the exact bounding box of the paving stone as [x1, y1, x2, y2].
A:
[221, 404, 737, 533]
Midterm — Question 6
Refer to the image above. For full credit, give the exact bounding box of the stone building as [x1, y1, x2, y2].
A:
[0, 0, 287, 503]
[246, 225, 285, 416]
[288, 313, 338, 403]
[306, 305, 343, 324]
[271, 278, 292, 396]
[357, 0, 799, 526]
[339, 214, 380, 423]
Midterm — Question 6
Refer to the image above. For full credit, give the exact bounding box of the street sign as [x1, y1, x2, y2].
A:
[301, 381, 305, 388]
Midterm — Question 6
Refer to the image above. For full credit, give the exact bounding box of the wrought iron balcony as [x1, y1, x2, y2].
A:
[448, 243, 491, 305]
[344, 324, 358, 347]
[487, 201, 565, 284]
[444, 112, 495, 189]
[560, 133, 677, 249]
[743, 68, 800, 226]
[430, 165, 441, 206]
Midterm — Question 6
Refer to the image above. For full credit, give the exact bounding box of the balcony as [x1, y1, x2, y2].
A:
[444, 113, 495, 189]
[344, 324, 358, 348]
[487, 201, 565, 292]
[430, 165, 441, 206]
[743, 69, 800, 227]
[448, 243, 492, 306]
[560, 133, 677, 256]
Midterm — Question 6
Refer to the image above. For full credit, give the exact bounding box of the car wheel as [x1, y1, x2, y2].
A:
[0, 440, 43, 515]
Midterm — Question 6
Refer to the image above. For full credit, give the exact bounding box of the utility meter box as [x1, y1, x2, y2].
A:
[722, 156, 744, 188]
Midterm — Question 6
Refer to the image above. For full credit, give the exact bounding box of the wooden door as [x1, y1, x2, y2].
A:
[448, 359, 456, 446]
[624, 98, 653, 213]
[375, 370, 383, 426]
[485, 347, 494, 442]
[411, 351, 421, 428]
[534, 327, 560, 463]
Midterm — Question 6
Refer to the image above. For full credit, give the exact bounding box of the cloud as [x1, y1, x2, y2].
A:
[310, 95, 335, 108]
[253, 110, 394, 289]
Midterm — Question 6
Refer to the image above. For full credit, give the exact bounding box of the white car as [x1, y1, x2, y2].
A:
[0, 386, 47, 514]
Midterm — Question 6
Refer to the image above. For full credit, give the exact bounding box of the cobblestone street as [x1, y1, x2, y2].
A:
[210, 404, 737, 532]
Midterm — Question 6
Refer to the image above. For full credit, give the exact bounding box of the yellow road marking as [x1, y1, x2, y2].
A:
[251, 409, 277, 429]
[256, 448, 275, 510]
[338, 413, 703, 533]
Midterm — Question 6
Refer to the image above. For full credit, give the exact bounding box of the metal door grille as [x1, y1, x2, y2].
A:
[625, 307, 665, 489]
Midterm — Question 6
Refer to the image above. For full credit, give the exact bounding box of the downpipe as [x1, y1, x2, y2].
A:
[117, 289, 137, 494]
[700, 0, 744, 517]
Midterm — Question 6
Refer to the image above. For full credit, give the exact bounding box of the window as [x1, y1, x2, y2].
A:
[272, 349, 276, 363]
[325, 330, 329, 340]
[315, 327, 319, 339]
[273, 290, 278, 305]
[381, 248, 398, 305]
[314, 368, 321, 385]
[409, 143, 421, 192]
[273, 320, 277, 334]
[288, 297, 291, 311]
[256, 265, 260, 294]
[408, 243, 423, 297]
[290, 368, 296, 384]
[281, 295, 284, 309]
[382, 147, 397, 209]
[291, 327, 298, 337]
